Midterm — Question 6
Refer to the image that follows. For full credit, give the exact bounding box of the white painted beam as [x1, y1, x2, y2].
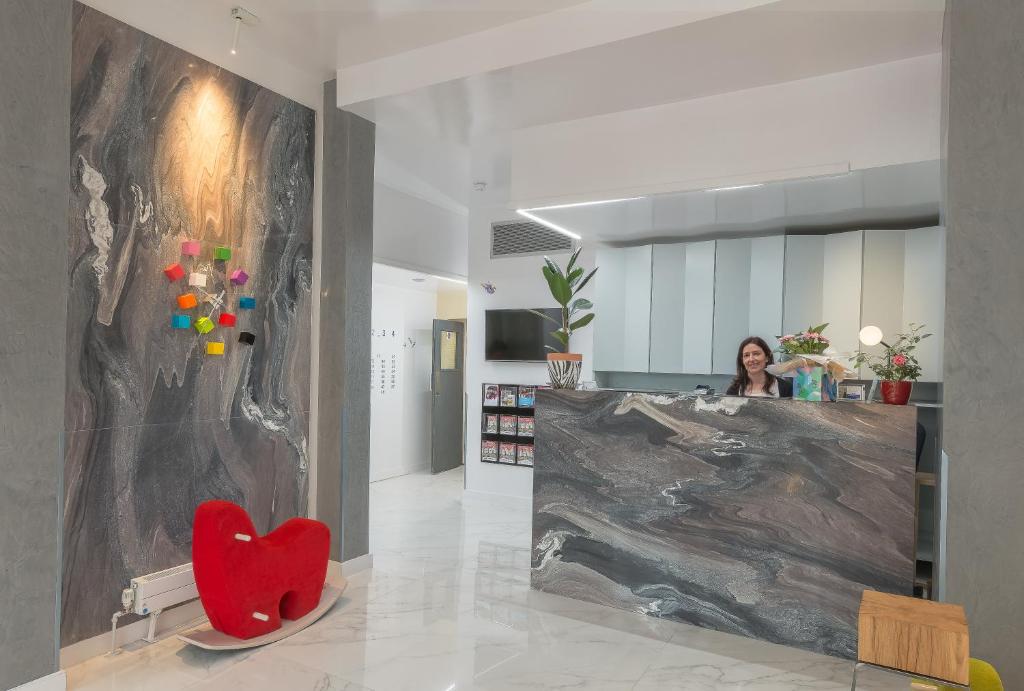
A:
[336, 0, 781, 107]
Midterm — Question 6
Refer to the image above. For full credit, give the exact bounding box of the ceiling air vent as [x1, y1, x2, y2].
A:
[491, 220, 574, 258]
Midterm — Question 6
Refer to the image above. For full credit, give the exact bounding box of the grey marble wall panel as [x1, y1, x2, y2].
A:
[62, 5, 314, 646]
[944, 1, 1024, 686]
[532, 391, 916, 660]
[317, 80, 374, 562]
[0, 1, 71, 687]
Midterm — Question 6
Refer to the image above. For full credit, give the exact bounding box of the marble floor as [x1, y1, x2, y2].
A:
[66, 468, 909, 690]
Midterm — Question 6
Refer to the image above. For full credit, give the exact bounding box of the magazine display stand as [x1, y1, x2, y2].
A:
[480, 383, 536, 468]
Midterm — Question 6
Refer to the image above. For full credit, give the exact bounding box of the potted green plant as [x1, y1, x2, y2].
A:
[852, 323, 931, 405]
[530, 248, 598, 389]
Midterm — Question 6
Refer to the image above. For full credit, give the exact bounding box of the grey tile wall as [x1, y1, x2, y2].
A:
[0, 1, 71, 688]
[317, 81, 374, 562]
[944, 1, 1024, 687]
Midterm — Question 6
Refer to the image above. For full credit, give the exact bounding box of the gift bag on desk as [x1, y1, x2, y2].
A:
[793, 365, 824, 401]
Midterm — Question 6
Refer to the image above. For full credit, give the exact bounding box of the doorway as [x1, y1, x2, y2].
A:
[430, 319, 465, 474]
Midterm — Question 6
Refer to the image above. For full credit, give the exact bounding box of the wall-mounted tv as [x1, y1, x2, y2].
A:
[485, 308, 563, 361]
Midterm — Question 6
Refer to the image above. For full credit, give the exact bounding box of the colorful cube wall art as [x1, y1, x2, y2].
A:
[188, 272, 207, 287]
[230, 269, 249, 286]
[176, 293, 199, 309]
[218, 312, 237, 327]
[163, 263, 185, 282]
[181, 240, 201, 256]
[194, 316, 214, 334]
[239, 296, 256, 310]
[171, 314, 191, 329]
[214, 246, 231, 261]
[238, 331, 256, 345]
[206, 341, 225, 356]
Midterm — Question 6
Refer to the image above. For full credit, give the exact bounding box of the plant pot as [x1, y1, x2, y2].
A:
[880, 380, 913, 405]
[547, 352, 582, 389]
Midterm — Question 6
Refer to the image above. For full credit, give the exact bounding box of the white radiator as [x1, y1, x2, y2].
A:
[127, 562, 198, 615]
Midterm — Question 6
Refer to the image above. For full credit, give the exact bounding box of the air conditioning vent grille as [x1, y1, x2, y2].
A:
[491, 220, 573, 258]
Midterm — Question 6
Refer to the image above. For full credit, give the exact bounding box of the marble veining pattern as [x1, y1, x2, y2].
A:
[65, 469, 910, 690]
[531, 391, 917, 660]
[63, 5, 314, 646]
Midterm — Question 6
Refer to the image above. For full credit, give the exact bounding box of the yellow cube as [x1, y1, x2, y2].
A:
[206, 341, 225, 356]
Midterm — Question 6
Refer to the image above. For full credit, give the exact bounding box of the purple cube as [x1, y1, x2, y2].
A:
[230, 269, 249, 286]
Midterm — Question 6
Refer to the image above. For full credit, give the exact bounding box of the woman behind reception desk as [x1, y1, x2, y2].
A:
[725, 336, 793, 398]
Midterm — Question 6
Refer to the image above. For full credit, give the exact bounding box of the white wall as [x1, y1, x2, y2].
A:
[369, 281, 437, 482]
[373, 124, 471, 278]
[464, 200, 596, 499]
[508, 54, 941, 206]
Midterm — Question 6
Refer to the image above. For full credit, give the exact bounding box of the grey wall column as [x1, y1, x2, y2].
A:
[944, 1, 1024, 687]
[0, 0, 71, 688]
[317, 80, 374, 562]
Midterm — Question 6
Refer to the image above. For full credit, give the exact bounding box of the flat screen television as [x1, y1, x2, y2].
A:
[485, 308, 563, 361]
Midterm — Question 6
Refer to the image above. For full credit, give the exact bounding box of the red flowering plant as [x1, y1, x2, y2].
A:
[852, 323, 931, 381]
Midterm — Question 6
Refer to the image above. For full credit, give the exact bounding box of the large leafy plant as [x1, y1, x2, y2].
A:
[530, 247, 598, 352]
[852, 323, 931, 381]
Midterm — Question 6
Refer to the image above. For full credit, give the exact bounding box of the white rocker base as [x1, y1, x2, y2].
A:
[176, 562, 347, 650]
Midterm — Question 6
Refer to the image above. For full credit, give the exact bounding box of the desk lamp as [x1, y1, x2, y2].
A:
[859, 325, 884, 402]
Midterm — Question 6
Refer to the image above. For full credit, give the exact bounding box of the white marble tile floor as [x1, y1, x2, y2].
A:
[65, 468, 908, 690]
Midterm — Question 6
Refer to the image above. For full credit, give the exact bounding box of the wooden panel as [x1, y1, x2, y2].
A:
[712, 239, 752, 374]
[649, 244, 686, 373]
[682, 240, 716, 374]
[858, 590, 969, 686]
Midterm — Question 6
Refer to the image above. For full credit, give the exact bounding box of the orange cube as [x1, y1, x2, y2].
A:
[177, 293, 199, 309]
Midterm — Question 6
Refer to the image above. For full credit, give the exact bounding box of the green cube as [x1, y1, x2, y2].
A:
[214, 246, 231, 261]
[194, 316, 214, 334]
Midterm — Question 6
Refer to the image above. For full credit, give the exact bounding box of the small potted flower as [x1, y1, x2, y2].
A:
[852, 323, 931, 405]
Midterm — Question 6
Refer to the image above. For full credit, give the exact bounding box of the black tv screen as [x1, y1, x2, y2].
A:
[485, 309, 563, 361]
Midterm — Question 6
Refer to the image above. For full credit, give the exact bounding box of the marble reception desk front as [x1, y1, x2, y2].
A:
[531, 390, 917, 659]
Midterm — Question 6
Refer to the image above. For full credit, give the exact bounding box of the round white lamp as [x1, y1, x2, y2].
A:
[859, 325, 883, 347]
[858, 325, 884, 402]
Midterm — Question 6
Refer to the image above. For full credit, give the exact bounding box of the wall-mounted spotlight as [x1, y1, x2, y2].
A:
[230, 7, 259, 55]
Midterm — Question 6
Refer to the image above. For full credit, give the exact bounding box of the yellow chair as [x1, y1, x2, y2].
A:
[912, 658, 1003, 691]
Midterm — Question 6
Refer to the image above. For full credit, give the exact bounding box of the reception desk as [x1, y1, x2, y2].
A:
[531, 390, 917, 659]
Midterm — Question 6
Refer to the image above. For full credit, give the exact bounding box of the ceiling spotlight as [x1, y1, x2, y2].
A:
[229, 7, 259, 55]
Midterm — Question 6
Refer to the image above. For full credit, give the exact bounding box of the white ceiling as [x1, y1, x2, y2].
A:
[346, 0, 944, 144]
[372, 262, 468, 292]
[203, 0, 584, 82]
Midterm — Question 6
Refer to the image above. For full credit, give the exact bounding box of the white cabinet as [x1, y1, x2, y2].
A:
[681, 241, 716, 374]
[861, 227, 945, 381]
[712, 236, 785, 374]
[594, 245, 652, 372]
[648, 241, 715, 373]
[783, 231, 863, 357]
[649, 244, 686, 373]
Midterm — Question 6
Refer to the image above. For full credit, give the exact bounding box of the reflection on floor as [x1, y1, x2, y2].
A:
[66, 468, 907, 690]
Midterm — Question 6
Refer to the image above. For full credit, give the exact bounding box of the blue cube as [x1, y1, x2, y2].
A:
[171, 314, 191, 329]
[239, 296, 256, 310]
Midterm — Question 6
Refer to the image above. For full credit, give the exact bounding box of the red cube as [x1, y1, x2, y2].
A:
[218, 312, 237, 327]
[163, 263, 186, 282]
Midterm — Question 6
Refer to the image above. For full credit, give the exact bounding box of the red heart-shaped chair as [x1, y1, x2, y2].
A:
[192, 500, 330, 640]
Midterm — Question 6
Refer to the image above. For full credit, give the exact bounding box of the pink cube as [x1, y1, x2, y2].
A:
[181, 240, 201, 256]
[230, 269, 249, 286]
